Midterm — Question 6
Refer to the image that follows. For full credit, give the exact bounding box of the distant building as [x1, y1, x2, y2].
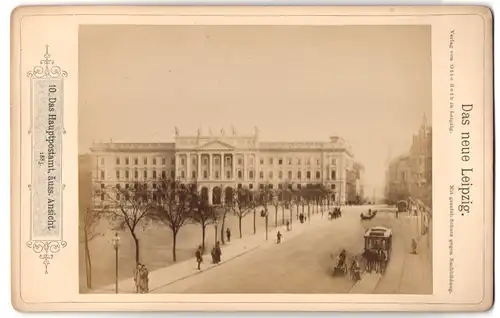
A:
[385, 115, 432, 207]
[87, 129, 365, 205]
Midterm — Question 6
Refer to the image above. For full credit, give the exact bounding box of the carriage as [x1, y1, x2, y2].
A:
[362, 226, 393, 273]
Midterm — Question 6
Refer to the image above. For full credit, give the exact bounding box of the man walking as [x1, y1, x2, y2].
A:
[195, 245, 203, 270]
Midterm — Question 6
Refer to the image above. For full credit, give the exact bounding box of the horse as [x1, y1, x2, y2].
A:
[361, 249, 381, 273]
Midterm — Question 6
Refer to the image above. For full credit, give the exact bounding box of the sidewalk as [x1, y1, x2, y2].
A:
[91, 208, 332, 293]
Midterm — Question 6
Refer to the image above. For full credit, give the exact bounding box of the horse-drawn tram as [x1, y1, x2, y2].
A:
[362, 226, 393, 274]
[364, 226, 393, 259]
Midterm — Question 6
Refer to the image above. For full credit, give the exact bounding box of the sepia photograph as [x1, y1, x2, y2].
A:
[77, 25, 433, 295]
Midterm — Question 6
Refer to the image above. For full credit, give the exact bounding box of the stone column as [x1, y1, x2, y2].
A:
[197, 153, 201, 180]
[209, 153, 213, 179]
[243, 153, 247, 181]
[220, 152, 225, 180]
[255, 152, 260, 184]
[186, 153, 191, 181]
[232, 153, 236, 181]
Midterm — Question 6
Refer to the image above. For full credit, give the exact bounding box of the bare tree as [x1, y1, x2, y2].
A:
[232, 187, 254, 238]
[219, 186, 235, 245]
[102, 181, 156, 265]
[190, 185, 215, 253]
[79, 206, 104, 289]
[151, 179, 192, 262]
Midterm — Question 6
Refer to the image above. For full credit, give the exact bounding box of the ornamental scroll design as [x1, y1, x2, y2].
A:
[26, 240, 68, 274]
[27, 44, 68, 79]
[26, 45, 68, 274]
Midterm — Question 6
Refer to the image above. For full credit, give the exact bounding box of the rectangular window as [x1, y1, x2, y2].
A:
[100, 183, 105, 189]
[153, 158, 157, 165]
[162, 157, 166, 165]
[249, 184, 253, 189]
[332, 159, 336, 165]
[134, 170, 138, 179]
[116, 170, 120, 179]
[316, 159, 320, 165]
[278, 158, 283, 165]
[100, 158, 105, 165]
[331, 170, 336, 180]
[116, 157, 120, 165]
[125, 157, 129, 165]
[260, 171, 264, 179]
[287, 158, 292, 165]
[144, 171, 148, 179]
[238, 158, 243, 165]
[297, 159, 301, 165]
[269, 158, 274, 165]
[125, 170, 129, 179]
[170, 170, 175, 178]
[100, 170, 105, 180]
[162, 170, 166, 179]
[171, 158, 175, 165]
[153, 171, 157, 179]
[144, 157, 148, 165]
[260, 159, 264, 165]
[134, 157, 138, 165]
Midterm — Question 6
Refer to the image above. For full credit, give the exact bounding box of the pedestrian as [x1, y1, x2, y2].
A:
[133, 263, 142, 293]
[276, 231, 282, 244]
[226, 228, 231, 242]
[139, 264, 149, 293]
[286, 220, 290, 231]
[215, 241, 222, 263]
[411, 238, 418, 254]
[211, 246, 217, 264]
[195, 245, 203, 270]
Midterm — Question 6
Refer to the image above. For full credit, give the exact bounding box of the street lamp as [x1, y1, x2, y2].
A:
[262, 208, 269, 240]
[111, 232, 121, 294]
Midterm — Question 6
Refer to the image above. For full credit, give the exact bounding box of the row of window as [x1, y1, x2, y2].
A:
[97, 182, 338, 201]
[100, 156, 338, 167]
[100, 169, 337, 181]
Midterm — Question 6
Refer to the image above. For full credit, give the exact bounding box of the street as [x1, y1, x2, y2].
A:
[152, 206, 432, 294]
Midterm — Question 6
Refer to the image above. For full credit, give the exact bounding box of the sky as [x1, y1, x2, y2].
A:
[78, 25, 432, 197]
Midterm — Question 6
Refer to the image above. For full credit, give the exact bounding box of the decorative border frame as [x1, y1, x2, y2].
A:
[26, 45, 68, 274]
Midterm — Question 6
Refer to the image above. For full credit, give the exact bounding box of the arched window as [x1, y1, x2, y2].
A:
[203, 170, 208, 179]
[192, 170, 196, 179]
[161, 170, 166, 179]
[260, 171, 264, 179]
[181, 171, 185, 178]
[238, 170, 243, 179]
[306, 171, 311, 180]
[269, 171, 273, 179]
[134, 170, 138, 179]
[278, 171, 283, 179]
[215, 171, 220, 179]
[288, 171, 292, 179]
[297, 171, 302, 179]
[100, 170, 105, 180]
[116, 170, 120, 179]
[331, 170, 336, 180]
[144, 170, 148, 179]
[226, 171, 231, 179]
[316, 171, 321, 179]
[153, 171, 157, 179]
[249, 170, 254, 179]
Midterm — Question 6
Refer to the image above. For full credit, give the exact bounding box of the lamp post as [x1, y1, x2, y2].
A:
[111, 232, 121, 294]
[262, 208, 269, 240]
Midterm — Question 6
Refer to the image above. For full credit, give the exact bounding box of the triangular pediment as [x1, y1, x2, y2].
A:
[198, 139, 235, 150]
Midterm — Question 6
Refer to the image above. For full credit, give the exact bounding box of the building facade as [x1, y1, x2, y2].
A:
[385, 115, 432, 207]
[89, 129, 364, 205]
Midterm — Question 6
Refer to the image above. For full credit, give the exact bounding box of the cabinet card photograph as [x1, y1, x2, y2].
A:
[11, 5, 493, 312]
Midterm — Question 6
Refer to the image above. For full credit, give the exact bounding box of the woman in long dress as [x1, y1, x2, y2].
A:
[139, 264, 149, 293]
